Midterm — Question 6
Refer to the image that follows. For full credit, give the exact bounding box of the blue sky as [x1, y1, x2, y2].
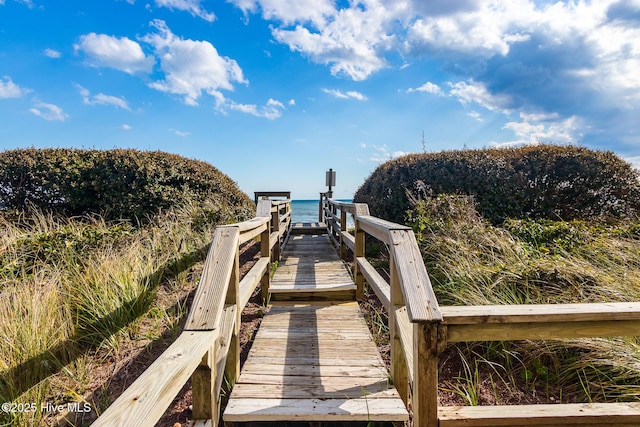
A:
[1, 0, 639, 199]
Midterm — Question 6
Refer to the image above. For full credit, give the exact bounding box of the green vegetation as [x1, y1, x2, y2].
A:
[354, 144, 640, 224]
[0, 148, 254, 222]
[408, 194, 640, 404]
[0, 149, 253, 426]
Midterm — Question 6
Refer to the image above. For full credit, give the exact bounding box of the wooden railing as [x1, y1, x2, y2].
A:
[92, 198, 291, 427]
[323, 197, 640, 427]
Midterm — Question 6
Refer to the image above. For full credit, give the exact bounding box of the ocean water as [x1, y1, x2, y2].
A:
[291, 199, 353, 226]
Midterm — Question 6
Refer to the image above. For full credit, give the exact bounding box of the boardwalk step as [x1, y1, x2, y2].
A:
[223, 303, 409, 423]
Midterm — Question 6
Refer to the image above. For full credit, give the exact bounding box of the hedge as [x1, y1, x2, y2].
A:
[0, 148, 254, 222]
[354, 144, 640, 224]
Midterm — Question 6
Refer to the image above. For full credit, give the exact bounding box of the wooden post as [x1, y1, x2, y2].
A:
[319, 193, 324, 223]
[225, 243, 241, 384]
[353, 218, 365, 301]
[413, 322, 440, 427]
[352, 204, 369, 300]
[271, 204, 281, 262]
[339, 208, 347, 260]
[192, 347, 218, 426]
[389, 256, 409, 405]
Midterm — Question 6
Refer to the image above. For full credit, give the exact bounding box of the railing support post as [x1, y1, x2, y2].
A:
[389, 256, 409, 404]
[271, 206, 281, 262]
[354, 219, 365, 301]
[225, 243, 241, 384]
[339, 209, 347, 260]
[192, 347, 219, 426]
[413, 322, 441, 427]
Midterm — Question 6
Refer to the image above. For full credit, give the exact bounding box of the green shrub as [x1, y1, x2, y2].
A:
[354, 144, 640, 224]
[0, 148, 254, 222]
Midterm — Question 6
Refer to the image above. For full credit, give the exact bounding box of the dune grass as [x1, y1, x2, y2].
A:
[0, 200, 247, 426]
[405, 195, 640, 405]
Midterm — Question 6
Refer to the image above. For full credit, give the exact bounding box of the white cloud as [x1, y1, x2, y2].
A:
[288, 99, 296, 106]
[407, 81, 443, 95]
[322, 88, 367, 100]
[492, 113, 583, 147]
[121, 124, 132, 130]
[448, 80, 513, 113]
[44, 48, 61, 58]
[142, 20, 246, 106]
[232, 0, 334, 27]
[272, 1, 403, 81]
[29, 102, 69, 121]
[169, 128, 191, 137]
[227, 97, 286, 119]
[75, 33, 154, 74]
[155, 0, 215, 22]
[369, 144, 407, 163]
[0, 76, 29, 98]
[75, 84, 131, 110]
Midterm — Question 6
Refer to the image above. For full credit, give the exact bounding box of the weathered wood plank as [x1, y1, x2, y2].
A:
[185, 227, 239, 331]
[438, 402, 640, 426]
[356, 257, 390, 310]
[356, 215, 410, 244]
[446, 319, 640, 342]
[238, 257, 269, 309]
[92, 330, 218, 427]
[224, 397, 409, 422]
[224, 303, 408, 423]
[389, 229, 442, 323]
[394, 305, 414, 382]
[442, 302, 640, 324]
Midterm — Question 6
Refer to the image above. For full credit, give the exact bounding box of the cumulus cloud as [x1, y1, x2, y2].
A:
[169, 128, 191, 137]
[369, 144, 407, 163]
[29, 102, 69, 121]
[229, 0, 640, 145]
[75, 33, 154, 74]
[141, 20, 247, 106]
[407, 81, 443, 95]
[75, 84, 131, 110]
[270, 1, 402, 80]
[121, 124, 132, 130]
[155, 0, 215, 22]
[44, 48, 61, 58]
[322, 88, 367, 100]
[232, 0, 334, 27]
[227, 98, 286, 119]
[0, 76, 29, 98]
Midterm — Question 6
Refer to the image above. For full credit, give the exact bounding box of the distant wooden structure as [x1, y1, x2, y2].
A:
[92, 191, 640, 427]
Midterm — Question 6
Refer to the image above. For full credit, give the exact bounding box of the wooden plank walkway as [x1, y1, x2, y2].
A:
[270, 234, 356, 301]
[223, 234, 409, 424]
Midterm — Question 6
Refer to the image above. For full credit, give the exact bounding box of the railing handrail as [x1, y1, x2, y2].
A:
[322, 196, 640, 427]
[92, 198, 291, 427]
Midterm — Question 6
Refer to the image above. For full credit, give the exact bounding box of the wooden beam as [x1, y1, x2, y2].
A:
[442, 302, 640, 324]
[446, 319, 640, 342]
[355, 257, 390, 310]
[389, 230, 442, 323]
[356, 215, 409, 244]
[92, 330, 218, 427]
[185, 227, 239, 331]
[438, 402, 640, 426]
[239, 257, 269, 309]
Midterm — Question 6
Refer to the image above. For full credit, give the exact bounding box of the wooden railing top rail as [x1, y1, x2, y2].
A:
[325, 198, 442, 323]
[92, 198, 282, 427]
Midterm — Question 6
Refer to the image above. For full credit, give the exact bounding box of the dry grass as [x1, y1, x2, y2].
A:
[0, 200, 247, 426]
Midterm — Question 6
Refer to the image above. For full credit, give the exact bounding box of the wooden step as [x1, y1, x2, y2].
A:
[223, 303, 409, 423]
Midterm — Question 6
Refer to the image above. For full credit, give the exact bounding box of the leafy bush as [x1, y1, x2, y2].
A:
[0, 148, 254, 222]
[354, 144, 640, 224]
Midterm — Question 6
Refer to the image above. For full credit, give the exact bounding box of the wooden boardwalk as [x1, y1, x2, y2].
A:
[270, 234, 356, 301]
[224, 234, 409, 424]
